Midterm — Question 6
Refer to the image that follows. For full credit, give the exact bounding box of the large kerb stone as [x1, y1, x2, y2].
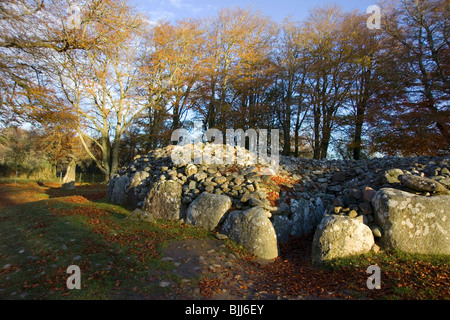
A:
[108, 175, 130, 205]
[311, 214, 374, 265]
[222, 207, 278, 260]
[398, 174, 450, 195]
[143, 180, 183, 221]
[372, 188, 450, 255]
[186, 192, 232, 230]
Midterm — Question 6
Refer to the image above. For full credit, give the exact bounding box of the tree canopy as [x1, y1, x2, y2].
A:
[1, 0, 448, 181]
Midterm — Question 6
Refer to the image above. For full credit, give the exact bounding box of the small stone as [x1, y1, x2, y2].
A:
[358, 202, 373, 215]
[350, 188, 363, 200]
[249, 198, 276, 211]
[399, 174, 450, 194]
[168, 170, 177, 177]
[215, 233, 228, 240]
[159, 281, 170, 288]
[333, 206, 342, 214]
[371, 243, 381, 253]
[362, 215, 369, 224]
[194, 172, 207, 182]
[363, 187, 377, 203]
[188, 181, 196, 190]
[185, 164, 198, 176]
[220, 182, 229, 189]
[370, 225, 383, 238]
[234, 176, 244, 185]
[348, 210, 358, 218]
[240, 193, 251, 203]
[214, 176, 227, 184]
[161, 257, 174, 262]
[381, 168, 404, 184]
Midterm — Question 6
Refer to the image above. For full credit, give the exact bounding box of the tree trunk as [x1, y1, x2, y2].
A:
[353, 104, 365, 160]
[294, 129, 299, 157]
[320, 125, 331, 160]
[282, 78, 293, 156]
[313, 105, 321, 159]
[283, 121, 291, 156]
[110, 139, 120, 181]
[206, 79, 216, 130]
[101, 133, 111, 182]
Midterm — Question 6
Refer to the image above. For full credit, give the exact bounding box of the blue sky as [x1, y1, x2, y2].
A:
[130, 0, 379, 24]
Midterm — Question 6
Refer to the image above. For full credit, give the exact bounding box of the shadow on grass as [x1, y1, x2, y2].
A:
[43, 182, 108, 202]
[0, 181, 213, 300]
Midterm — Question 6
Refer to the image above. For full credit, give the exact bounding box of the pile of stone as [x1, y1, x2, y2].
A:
[108, 142, 450, 262]
[311, 164, 450, 264]
[109, 143, 296, 259]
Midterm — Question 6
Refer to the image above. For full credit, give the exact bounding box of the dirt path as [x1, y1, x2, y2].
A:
[160, 235, 353, 300]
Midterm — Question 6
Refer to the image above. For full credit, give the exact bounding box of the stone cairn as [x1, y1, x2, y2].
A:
[108, 142, 450, 263]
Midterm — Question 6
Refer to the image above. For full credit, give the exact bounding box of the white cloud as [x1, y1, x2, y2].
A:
[169, 0, 184, 9]
[145, 10, 175, 25]
[168, 0, 204, 13]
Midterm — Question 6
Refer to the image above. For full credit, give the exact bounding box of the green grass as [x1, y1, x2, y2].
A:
[321, 249, 450, 299]
[0, 184, 214, 299]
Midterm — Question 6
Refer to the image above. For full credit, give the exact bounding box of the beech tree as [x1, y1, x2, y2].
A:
[369, 0, 449, 155]
[195, 7, 276, 131]
[137, 18, 205, 150]
[268, 17, 320, 156]
[300, 5, 356, 159]
[2, 0, 448, 168]
[338, 12, 384, 160]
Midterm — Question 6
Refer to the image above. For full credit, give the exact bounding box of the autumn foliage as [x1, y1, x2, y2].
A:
[0, 0, 448, 182]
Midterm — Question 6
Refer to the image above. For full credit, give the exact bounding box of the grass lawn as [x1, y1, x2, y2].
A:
[0, 181, 216, 299]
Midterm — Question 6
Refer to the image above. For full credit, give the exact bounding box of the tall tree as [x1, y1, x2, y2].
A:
[271, 18, 305, 156]
[196, 7, 276, 131]
[53, 0, 149, 181]
[341, 12, 384, 160]
[302, 5, 354, 159]
[371, 0, 449, 155]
